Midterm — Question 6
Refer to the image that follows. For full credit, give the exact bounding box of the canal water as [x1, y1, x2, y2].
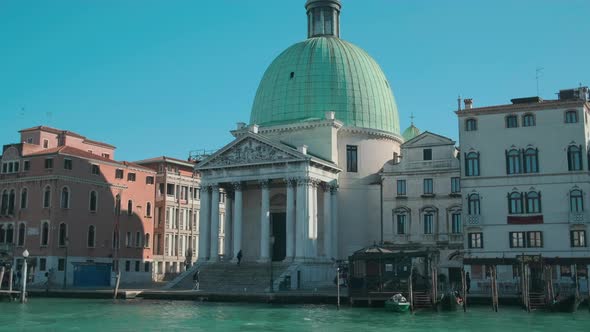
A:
[0, 299, 589, 331]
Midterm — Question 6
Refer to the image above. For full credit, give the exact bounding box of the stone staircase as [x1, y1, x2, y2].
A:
[528, 292, 547, 310]
[171, 261, 291, 293]
[412, 291, 433, 309]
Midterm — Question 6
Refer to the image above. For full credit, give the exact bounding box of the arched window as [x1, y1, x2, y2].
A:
[7, 189, 15, 215]
[43, 186, 51, 208]
[526, 191, 541, 214]
[522, 113, 535, 127]
[565, 110, 578, 123]
[468, 194, 480, 215]
[87, 225, 96, 248]
[17, 223, 25, 246]
[570, 189, 584, 213]
[465, 118, 477, 131]
[127, 200, 133, 216]
[465, 152, 480, 176]
[135, 231, 141, 247]
[423, 213, 434, 234]
[506, 149, 521, 174]
[5, 224, 13, 244]
[567, 145, 583, 171]
[508, 192, 523, 214]
[523, 148, 539, 173]
[146, 202, 152, 217]
[20, 188, 28, 209]
[0, 190, 7, 215]
[61, 187, 70, 209]
[41, 222, 49, 246]
[115, 194, 121, 215]
[0, 225, 5, 243]
[144, 233, 150, 248]
[89, 191, 97, 212]
[395, 212, 408, 235]
[58, 223, 67, 247]
[505, 115, 518, 128]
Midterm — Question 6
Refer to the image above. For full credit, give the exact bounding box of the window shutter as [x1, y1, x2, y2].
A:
[523, 192, 527, 213]
[570, 231, 574, 247]
[505, 150, 509, 174]
[480, 233, 484, 248]
[535, 148, 539, 172]
[464, 153, 468, 176]
[468, 234, 472, 249]
[509, 233, 513, 248]
[540, 232, 544, 247]
[476, 152, 481, 176]
[520, 148, 525, 172]
[580, 145, 583, 170]
[507, 193, 511, 213]
[567, 147, 572, 171]
[538, 192, 542, 213]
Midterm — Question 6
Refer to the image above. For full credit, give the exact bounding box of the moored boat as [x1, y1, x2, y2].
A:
[549, 294, 581, 313]
[385, 293, 410, 312]
[435, 291, 463, 311]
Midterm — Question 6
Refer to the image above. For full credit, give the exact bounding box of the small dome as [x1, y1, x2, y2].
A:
[402, 124, 420, 141]
[250, 37, 400, 135]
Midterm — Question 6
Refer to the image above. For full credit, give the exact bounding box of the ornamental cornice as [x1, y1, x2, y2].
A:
[339, 126, 404, 144]
[0, 174, 127, 190]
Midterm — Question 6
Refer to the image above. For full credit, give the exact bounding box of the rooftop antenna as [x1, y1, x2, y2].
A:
[535, 67, 544, 96]
[457, 95, 462, 111]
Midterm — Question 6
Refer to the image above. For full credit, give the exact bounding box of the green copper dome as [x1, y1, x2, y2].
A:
[402, 124, 421, 141]
[250, 36, 400, 135]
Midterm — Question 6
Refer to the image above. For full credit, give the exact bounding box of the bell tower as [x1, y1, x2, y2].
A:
[305, 0, 342, 38]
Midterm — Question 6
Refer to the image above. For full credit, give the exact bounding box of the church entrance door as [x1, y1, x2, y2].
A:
[271, 213, 286, 261]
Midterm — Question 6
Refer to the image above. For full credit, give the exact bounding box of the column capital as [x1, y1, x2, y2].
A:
[330, 183, 339, 194]
[232, 182, 243, 191]
[259, 179, 271, 189]
[210, 183, 220, 191]
[286, 177, 298, 188]
[320, 182, 332, 192]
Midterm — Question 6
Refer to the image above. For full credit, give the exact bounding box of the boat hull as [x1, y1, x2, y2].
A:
[385, 301, 410, 312]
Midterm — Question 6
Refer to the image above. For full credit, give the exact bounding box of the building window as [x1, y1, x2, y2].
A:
[17, 223, 25, 246]
[64, 159, 73, 170]
[125, 260, 131, 272]
[468, 232, 483, 248]
[346, 145, 358, 173]
[423, 214, 433, 234]
[527, 231, 543, 248]
[58, 258, 65, 271]
[423, 179, 433, 195]
[87, 225, 96, 248]
[135, 231, 141, 247]
[115, 194, 121, 215]
[127, 173, 136, 182]
[567, 145, 583, 171]
[144, 262, 150, 272]
[127, 200, 133, 215]
[39, 258, 47, 271]
[89, 191, 98, 212]
[423, 149, 432, 161]
[115, 169, 124, 179]
[146, 176, 154, 185]
[20, 188, 28, 209]
[125, 232, 131, 247]
[43, 139, 49, 148]
[5, 225, 13, 244]
[167, 184, 175, 196]
[505, 115, 518, 128]
[565, 110, 578, 123]
[0, 190, 7, 215]
[44, 158, 53, 169]
[571, 230, 586, 247]
[522, 113, 535, 127]
[523, 148, 539, 173]
[468, 193, 480, 215]
[465, 118, 477, 131]
[144, 233, 150, 248]
[396, 214, 406, 235]
[61, 187, 70, 209]
[465, 152, 480, 176]
[135, 261, 140, 272]
[525, 191, 541, 213]
[451, 177, 460, 193]
[451, 213, 461, 234]
[43, 186, 51, 208]
[91, 164, 100, 175]
[146, 202, 152, 217]
[509, 232, 526, 248]
[23, 160, 30, 171]
[570, 189, 584, 212]
[506, 149, 521, 174]
[396, 180, 406, 196]
[41, 222, 49, 246]
[58, 223, 67, 247]
[7, 190, 15, 215]
[508, 192, 523, 214]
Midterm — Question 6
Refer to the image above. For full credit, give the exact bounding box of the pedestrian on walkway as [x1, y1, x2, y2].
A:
[192, 270, 200, 291]
[237, 250, 243, 266]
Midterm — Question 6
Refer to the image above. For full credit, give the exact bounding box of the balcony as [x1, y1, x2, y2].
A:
[569, 212, 587, 224]
[465, 215, 482, 225]
[406, 159, 454, 170]
[422, 234, 435, 242]
[449, 234, 464, 243]
[394, 235, 411, 243]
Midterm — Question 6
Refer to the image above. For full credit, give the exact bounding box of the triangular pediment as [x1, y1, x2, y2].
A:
[402, 131, 455, 148]
[197, 133, 307, 169]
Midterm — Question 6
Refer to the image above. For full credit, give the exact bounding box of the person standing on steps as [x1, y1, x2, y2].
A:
[466, 272, 471, 294]
[237, 250, 243, 266]
[192, 270, 200, 291]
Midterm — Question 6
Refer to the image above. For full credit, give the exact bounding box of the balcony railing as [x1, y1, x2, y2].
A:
[449, 234, 464, 242]
[465, 215, 482, 225]
[394, 234, 411, 242]
[422, 234, 435, 242]
[405, 159, 454, 170]
[569, 212, 587, 224]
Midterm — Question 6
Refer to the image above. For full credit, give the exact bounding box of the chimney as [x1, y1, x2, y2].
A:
[325, 111, 335, 120]
[250, 124, 259, 134]
[464, 98, 473, 110]
[298, 145, 308, 155]
[237, 122, 246, 130]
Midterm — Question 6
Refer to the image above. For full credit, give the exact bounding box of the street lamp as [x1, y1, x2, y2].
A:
[21, 249, 29, 303]
[269, 236, 275, 293]
[63, 237, 69, 289]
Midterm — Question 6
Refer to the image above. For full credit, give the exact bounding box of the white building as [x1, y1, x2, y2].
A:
[457, 89, 590, 294]
[381, 130, 462, 285]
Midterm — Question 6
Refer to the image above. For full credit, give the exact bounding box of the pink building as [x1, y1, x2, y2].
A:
[0, 126, 156, 287]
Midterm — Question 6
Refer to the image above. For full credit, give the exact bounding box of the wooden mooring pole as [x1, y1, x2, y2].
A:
[491, 265, 499, 312]
[9, 268, 13, 293]
[461, 268, 467, 312]
[408, 268, 414, 312]
[0, 266, 5, 290]
[113, 271, 121, 300]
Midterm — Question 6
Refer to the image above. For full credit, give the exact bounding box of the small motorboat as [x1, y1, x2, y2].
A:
[435, 291, 463, 311]
[385, 293, 410, 312]
[549, 294, 581, 313]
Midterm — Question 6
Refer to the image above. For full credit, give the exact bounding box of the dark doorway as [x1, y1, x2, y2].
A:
[448, 267, 462, 288]
[271, 213, 286, 261]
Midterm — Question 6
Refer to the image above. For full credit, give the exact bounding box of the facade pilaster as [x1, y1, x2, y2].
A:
[259, 180, 271, 262]
[285, 178, 296, 260]
[322, 183, 332, 259]
[331, 184, 339, 259]
[232, 182, 243, 262]
[209, 184, 220, 261]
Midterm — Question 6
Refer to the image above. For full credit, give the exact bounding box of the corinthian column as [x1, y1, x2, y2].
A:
[295, 178, 308, 261]
[322, 183, 332, 260]
[197, 185, 211, 261]
[232, 182, 243, 262]
[285, 178, 296, 260]
[209, 184, 220, 262]
[331, 184, 339, 259]
[259, 180, 270, 262]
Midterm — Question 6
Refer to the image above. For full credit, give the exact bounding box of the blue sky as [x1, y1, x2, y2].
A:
[1, 0, 589, 161]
